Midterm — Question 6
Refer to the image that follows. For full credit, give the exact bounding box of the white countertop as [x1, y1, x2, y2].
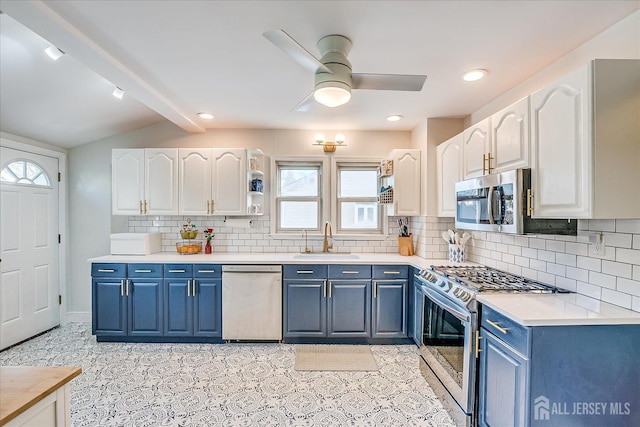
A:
[88, 252, 477, 270]
[477, 293, 640, 326]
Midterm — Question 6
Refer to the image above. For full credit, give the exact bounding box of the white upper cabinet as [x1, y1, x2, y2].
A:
[145, 149, 178, 215]
[436, 133, 463, 217]
[382, 149, 421, 216]
[112, 148, 178, 215]
[112, 149, 144, 215]
[211, 148, 246, 215]
[530, 59, 640, 219]
[178, 148, 262, 216]
[462, 117, 490, 179]
[178, 148, 212, 215]
[490, 96, 530, 172]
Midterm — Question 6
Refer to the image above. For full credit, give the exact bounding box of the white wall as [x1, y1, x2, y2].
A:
[67, 123, 412, 317]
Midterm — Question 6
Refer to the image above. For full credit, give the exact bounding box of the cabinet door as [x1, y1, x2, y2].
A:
[491, 96, 530, 172]
[112, 149, 144, 215]
[530, 64, 591, 218]
[92, 278, 127, 336]
[164, 278, 192, 336]
[211, 148, 245, 215]
[463, 118, 490, 178]
[128, 279, 163, 336]
[145, 149, 179, 215]
[437, 134, 463, 217]
[193, 279, 222, 337]
[284, 280, 327, 337]
[327, 280, 371, 338]
[478, 329, 529, 427]
[392, 149, 421, 216]
[372, 280, 407, 338]
[179, 148, 212, 215]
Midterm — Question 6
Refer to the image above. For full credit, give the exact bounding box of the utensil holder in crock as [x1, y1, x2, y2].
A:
[449, 244, 465, 262]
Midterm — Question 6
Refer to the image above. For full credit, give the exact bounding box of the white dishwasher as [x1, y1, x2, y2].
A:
[222, 265, 282, 341]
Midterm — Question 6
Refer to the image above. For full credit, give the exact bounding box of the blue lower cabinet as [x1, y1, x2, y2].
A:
[92, 277, 127, 336]
[128, 279, 163, 336]
[284, 280, 327, 337]
[478, 328, 529, 427]
[328, 280, 371, 337]
[165, 278, 192, 336]
[372, 280, 407, 338]
[193, 279, 222, 337]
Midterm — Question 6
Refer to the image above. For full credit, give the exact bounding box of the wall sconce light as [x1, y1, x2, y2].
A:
[313, 133, 346, 152]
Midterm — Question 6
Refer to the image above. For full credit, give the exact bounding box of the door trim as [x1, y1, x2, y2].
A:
[1, 134, 69, 326]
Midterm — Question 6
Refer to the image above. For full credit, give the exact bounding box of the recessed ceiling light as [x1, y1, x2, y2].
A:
[461, 69, 488, 82]
[44, 45, 64, 61]
[386, 115, 403, 122]
[198, 112, 215, 120]
[112, 87, 124, 99]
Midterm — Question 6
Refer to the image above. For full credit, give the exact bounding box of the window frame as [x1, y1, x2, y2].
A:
[334, 161, 382, 234]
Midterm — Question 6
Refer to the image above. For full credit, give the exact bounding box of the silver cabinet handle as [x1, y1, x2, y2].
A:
[198, 269, 216, 273]
[168, 269, 186, 273]
[187, 279, 191, 297]
[297, 270, 314, 274]
[383, 271, 400, 275]
[486, 319, 509, 334]
[134, 269, 152, 273]
[341, 271, 360, 274]
[192, 280, 197, 297]
[323, 280, 327, 298]
[98, 269, 115, 273]
[373, 281, 377, 298]
[125, 279, 130, 296]
[328, 281, 332, 298]
[120, 280, 124, 296]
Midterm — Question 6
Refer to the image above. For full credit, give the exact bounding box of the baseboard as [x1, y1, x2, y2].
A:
[65, 311, 91, 323]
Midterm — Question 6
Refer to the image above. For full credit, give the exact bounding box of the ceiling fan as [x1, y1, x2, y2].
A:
[263, 30, 427, 111]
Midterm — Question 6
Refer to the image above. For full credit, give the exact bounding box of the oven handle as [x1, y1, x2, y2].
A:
[487, 186, 495, 224]
[421, 285, 471, 323]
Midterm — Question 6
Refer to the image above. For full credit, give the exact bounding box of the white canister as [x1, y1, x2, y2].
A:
[449, 244, 465, 263]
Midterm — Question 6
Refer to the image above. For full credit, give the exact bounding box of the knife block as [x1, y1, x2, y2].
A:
[398, 234, 414, 256]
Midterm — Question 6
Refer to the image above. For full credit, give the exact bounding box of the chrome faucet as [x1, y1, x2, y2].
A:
[322, 221, 333, 252]
[302, 229, 311, 253]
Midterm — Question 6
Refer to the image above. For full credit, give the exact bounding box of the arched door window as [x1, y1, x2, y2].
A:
[0, 159, 51, 187]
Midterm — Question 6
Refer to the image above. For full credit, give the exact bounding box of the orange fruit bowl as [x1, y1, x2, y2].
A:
[176, 241, 202, 254]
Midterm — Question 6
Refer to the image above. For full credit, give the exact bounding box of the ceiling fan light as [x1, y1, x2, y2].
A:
[44, 45, 64, 61]
[461, 69, 488, 82]
[314, 85, 351, 108]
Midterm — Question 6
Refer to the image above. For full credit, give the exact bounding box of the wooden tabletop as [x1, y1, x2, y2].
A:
[0, 366, 82, 426]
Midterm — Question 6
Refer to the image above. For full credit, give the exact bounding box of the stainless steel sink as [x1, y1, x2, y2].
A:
[293, 253, 360, 260]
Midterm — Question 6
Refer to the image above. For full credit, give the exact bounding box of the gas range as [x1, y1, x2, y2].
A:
[416, 265, 569, 312]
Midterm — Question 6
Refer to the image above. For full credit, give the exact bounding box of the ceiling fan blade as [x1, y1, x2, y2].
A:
[292, 91, 316, 112]
[352, 73, 427, 91]
[263, 30, 331, 74]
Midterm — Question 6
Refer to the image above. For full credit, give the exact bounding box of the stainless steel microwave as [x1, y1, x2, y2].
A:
[454, 169, 577, 235]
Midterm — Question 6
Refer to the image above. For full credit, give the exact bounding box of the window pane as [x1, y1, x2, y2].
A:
[340, 202, 379, 229]
[340, 170, 377, 197]
[280, 201, 318, 229]
[280, 168, 318, 197]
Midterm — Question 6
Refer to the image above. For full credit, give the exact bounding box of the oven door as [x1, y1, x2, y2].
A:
[419, 285, 476, 415]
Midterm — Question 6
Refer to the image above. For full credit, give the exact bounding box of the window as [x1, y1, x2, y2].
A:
[0, 159, 51, 187]
[336, 163, 381, 233]
[276, 162, 322, 231]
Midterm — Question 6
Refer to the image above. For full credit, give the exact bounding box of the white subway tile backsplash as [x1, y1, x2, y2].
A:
[616, 219, 640, 233]
[565, 242, 588, 256]
[529, 238, 546, 250]
[566, 266, 589, 282]
[588, 271, 617, 290]
[589, 219, 616, 232]
[555, 253, 577, 267]
[556, 276, 577, 292]
[601, 289, 632, 309]
[546, 263, 566, 277]
[616, 278, 640, 297]
[545, 240, 565, 253]
[602, 260, 633, 279]
[616, 248, 640, 264]
[634, 235, 640, 250]
[577, 281, 602, 299]
[521, 247, 538, 259]
[602, 232, 632, 248]
[537, 250, 556, 263]
[530, 259, 547, 272]
[577, 256, 601, 272]
[634, 265, 640, 281]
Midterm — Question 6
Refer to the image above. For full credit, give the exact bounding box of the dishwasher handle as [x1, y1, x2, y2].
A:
[222, 265, 282, 273]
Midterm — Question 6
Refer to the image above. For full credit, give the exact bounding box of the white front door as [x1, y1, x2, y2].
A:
[0, 147, 59, 349]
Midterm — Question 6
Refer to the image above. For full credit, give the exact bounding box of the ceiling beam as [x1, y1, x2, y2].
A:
[2, 0, 204, 134]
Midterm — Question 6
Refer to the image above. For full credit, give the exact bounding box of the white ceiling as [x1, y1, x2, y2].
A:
[1, 1, 638, 148]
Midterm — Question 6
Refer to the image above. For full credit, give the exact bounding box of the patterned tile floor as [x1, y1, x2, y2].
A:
[0, 323, 456, 426]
